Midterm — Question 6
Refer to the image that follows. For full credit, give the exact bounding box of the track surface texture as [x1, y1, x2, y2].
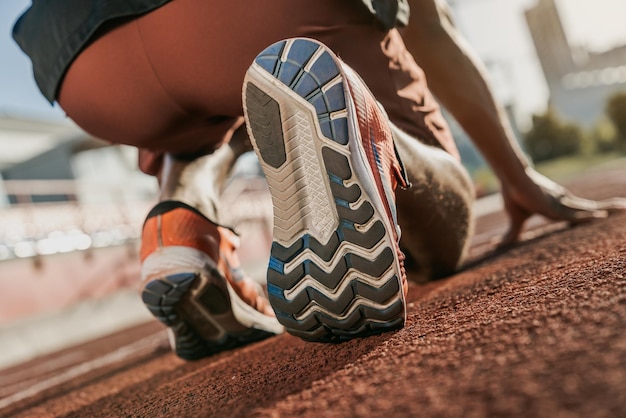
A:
[1, 163, 625, 418]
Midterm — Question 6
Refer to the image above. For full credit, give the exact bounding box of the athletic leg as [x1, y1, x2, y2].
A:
[392, 126, 474, 280]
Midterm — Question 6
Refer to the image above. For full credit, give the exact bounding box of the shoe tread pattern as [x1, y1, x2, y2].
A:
[141, 272, 273, 360]
[245, 39, 404, 342]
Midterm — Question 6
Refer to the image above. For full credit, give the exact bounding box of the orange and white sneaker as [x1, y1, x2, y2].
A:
[243, 38, 410, 342]
[139, 201, 283, 360]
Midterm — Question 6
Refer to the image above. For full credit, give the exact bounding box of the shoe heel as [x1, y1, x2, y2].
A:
[141, 272, 212, 360]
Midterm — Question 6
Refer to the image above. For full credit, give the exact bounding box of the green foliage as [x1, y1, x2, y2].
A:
[533, 153, 622, 182]
[589, 118, 619, 153]
[605, 91, 626, 149]
[471, 166, 499, 197]
[523, 108, 584, 163]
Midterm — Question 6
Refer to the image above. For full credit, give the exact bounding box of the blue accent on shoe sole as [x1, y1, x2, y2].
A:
[335, 197, 351, 208]
[268, 256, 285, 274]
[267, 283, 285, 299]
[254, 40, 348, 146]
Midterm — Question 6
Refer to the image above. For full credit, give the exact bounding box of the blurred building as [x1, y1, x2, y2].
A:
[525, 0, 626, 127]
[0, 115, 160, 330]
[0, 115, 156, 205]
[0, 115, 273, 327]
[0, 115, 157, 262]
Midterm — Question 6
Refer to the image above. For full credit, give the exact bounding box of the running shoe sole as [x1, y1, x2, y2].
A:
[243, 38, 406, 342]
[141, 246, 283, 360]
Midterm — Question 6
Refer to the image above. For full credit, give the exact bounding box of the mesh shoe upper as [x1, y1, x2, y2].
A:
[342, 63, 411, 297]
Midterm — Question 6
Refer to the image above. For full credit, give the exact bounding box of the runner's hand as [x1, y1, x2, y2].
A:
[499, 167, 626, 246]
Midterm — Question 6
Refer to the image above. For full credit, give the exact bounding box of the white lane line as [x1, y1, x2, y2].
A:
[0, 351, 86, 391]
[0, 331, 166, 411]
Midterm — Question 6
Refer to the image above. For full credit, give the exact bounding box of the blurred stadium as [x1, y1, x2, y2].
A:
[0, 115, 277, 367]
[1, 0, 625, 369]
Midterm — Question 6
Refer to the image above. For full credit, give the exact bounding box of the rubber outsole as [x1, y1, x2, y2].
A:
[141, 271, 275, 360]
[243, 38, 405, 342]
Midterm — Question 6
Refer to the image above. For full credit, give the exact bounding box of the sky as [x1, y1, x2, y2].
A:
[1, 0, 626, 127]
[0, 1, 66, 121]
[450, 0, 626, 126]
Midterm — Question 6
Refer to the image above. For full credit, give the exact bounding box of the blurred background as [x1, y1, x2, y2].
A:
[0, 0, 625, 369]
